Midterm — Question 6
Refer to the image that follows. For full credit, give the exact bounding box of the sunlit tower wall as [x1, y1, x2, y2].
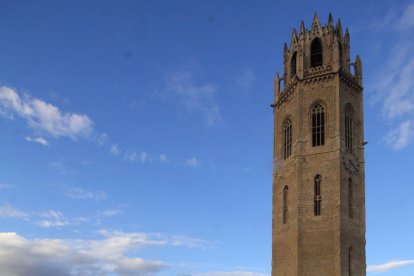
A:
[271, 14, 366, 276]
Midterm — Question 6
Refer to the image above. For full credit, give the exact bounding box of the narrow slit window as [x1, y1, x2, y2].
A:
[291, 52, 297, 77]
[314, 175, 322, 216]
[284, 119, 292, 159]
[283, 186, 288, 224]
[345, 105, 353, 152]
[338, 42, 344, 67]
[311, 38, 323, 67]
[348, 247, 353, 276]
[312, 103, 325, 147]
[348, 178, 353, 218]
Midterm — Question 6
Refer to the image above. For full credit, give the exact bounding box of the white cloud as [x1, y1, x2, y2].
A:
[370, 3, 414, 32]
[0, 232, 170, 276]
[65, 186, 107, 201]
[385, 120, 414, 150]
[25, 136, 48, 146]
[235, 68, 256, 91]
[0, 205, 28, 219]
[367, 259, 414, 272]
[0, 86, 94, 140]
[123, 150, 150, 163]
[140, 152, 149, 163]
[124, 150, 139, 162]
[110, 144, 121, 155]
[97, 230, 210, 249]
[96, 132, 109, 146]
[0, 204, 89, 228]
[369, 3, 414, 149]
[191, 272, 269, 276]
[34, 209, 84, 228]
[161, 71, 222, 126]
[0, 230, 210, 276]
[50, 161, 70, 175]
[397, 3, 414, 30]
[36, 219, 69, 228]
[184, 157, 200, 167]
[159, 154, 168, 164]
[98, 208, 124, 217]
[0, 184, 14, 189]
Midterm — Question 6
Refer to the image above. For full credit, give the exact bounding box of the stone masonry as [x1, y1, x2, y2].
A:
[271, 14, 366, 276]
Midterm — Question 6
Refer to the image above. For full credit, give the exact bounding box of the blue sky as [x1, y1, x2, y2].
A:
[0, 0, 413, 275]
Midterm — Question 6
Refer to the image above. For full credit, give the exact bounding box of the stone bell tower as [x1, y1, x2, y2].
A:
[271, 14, 366, 276]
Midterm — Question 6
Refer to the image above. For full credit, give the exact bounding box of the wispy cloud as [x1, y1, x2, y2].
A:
[370, 2, 414, 31]
[0, 184, 14, 189]
[123, 150, 151, 163]
[49, 161, 71, 175]
[0, 86, 93, 140]
[64, 186, 107, 201]
[184, 157, 200, 167]
[367, 259, 414, 272]
[160, 71, 222, 126]
[159, 154, 169, 164]
[96, 132, 109, 146]
[369, 2, 414, 149]
[35, 209, 89, 228]
[110, 144, 121, 155]
[385, 120, 414, 150]
[0, 205, 28, 219]
[397, 3, 414, 30]
[25, 136, 48, 146]
[0, 205, 88, 228]
[234, 67, 256, 92]
[98, 208, 125, 217]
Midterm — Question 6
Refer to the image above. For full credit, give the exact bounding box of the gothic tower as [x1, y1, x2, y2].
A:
[271, 14, 366, 275]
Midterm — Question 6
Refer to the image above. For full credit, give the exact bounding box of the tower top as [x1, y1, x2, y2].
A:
[274, 14, 362, 105]
[284, 13, 347, 56]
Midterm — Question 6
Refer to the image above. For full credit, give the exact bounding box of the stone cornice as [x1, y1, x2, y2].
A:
[339, 68, 363, 91]
[275, 66, 362, 109]
[275, 77, 298, 108]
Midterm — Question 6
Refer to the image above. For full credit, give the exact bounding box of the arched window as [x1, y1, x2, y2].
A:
[284, 119, 292, 159]
[291, 52, 297, 77]
[348, 178, 353, 218]
[311, 103, 325, 147]
[348, 247, 353, 276]
[311, 38, 323, 67]
[345, 104, 353, 152]
[283, 186, 288, 224]
[314, 175, 322, 216]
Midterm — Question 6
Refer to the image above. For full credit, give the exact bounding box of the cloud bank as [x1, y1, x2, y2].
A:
[0, 86, 93, 141]
[0, 230, 209, 276]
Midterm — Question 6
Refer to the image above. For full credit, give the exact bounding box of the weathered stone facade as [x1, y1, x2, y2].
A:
[271, 14, 366, 276]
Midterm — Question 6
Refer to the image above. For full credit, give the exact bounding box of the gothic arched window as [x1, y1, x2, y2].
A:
[345, 104, 353, 152]
[283, 186, 288, 224]
[311, 38, 323, 67]
[291, 52, 297, 77]
[348, 178, 353, 218]
[284, 119, 292, 159]
[311, 103, 325, 147]
[314, 175, 322, 216]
